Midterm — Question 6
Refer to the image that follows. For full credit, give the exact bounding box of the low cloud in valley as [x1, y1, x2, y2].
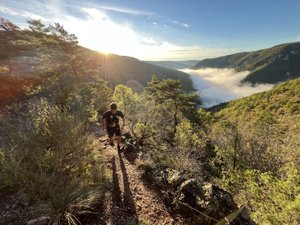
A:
[182, 68, 274, 108]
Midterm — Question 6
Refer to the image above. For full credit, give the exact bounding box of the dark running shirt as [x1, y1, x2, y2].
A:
[102, 110, 124, 127]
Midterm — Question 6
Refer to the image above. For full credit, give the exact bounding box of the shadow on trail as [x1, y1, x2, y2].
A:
[110, 153, 138, 225]
[111, 156, 122, 206]
[111, 156, 123, 225]
[118, 150, 138, 223]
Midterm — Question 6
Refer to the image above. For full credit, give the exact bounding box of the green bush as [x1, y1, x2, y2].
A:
[218, 163, 300, 225]
[0, 99, 107, 224]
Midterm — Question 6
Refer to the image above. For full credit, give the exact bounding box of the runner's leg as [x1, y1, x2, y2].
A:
[115, 125, 122, 150]
[110, 137, 115, 146]
[107, 127, 115, 146]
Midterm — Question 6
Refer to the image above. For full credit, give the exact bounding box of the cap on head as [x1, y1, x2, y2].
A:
[110, 102, 118, 110]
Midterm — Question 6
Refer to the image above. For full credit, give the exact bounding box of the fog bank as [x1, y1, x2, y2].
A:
[182, 68, 274, 108]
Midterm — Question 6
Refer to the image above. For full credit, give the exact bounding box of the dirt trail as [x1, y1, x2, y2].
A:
[96, 135, 187, 225]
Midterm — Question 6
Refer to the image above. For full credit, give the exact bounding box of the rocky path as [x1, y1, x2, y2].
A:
[96, 135, 186, 225]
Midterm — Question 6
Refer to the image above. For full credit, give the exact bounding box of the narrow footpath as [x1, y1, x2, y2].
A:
[94, 134, 187, 225]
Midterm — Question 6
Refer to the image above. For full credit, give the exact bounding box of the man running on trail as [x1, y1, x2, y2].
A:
[102, 102, 125, 150]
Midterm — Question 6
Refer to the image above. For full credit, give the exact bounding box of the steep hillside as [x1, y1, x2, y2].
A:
[192, 42, 300, 84]
[95, 54, 194, 91]
[215, 76, 300, 121]
[192, 52, 249, 69]
[211, 77, 300, 224]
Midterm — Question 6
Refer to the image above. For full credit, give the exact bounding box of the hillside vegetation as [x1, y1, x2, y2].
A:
[216, 76, 300, 121]
[1, 17, 299, 225]
[95, 54, 194, 91]
[211, 77, 300, 224]
[192, 42, 300, 84]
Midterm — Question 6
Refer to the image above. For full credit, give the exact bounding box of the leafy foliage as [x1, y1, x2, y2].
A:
[219, 164, 300, 225]
[113, 84, 141, 123]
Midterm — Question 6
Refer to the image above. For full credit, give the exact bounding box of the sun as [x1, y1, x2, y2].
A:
[92, 23, 143, 57]
[69, 8, 138, 56]
[66, 8, 170, 60]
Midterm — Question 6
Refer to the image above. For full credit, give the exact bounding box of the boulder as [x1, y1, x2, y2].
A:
[178, 179, 204, 207]
[200, 183, 237, 217]
[145, 166, 256, 225]
[120, 132, 138, 152]
[166, 169, 185, 187]
[151, 167, 185, 188]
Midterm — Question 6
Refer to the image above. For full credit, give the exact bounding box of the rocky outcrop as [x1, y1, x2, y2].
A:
[143, 166, 256, 225]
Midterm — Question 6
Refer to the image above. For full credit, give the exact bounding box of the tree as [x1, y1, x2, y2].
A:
[145, 76, 199, 135]
[68, 77, 112, 122]
[113, 85, 141, 122]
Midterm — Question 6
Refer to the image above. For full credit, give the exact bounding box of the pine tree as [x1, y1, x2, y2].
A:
[145, 75, 199, 135]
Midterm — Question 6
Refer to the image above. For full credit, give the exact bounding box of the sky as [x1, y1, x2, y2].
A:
[1, 0, 300, 60]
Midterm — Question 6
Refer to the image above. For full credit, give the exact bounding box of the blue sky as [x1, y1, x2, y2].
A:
[1, 0, 300, 60]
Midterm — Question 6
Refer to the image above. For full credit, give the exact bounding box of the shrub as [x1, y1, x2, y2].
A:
[218, 163, 300, 225]
[0, 99, 107, 224]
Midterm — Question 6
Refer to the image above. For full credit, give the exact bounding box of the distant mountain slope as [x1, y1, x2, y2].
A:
[145, 60, 199, 70]
[95, 54, 194, 91]
[1, 47, 193, 92]
[192, 42, 300, 84]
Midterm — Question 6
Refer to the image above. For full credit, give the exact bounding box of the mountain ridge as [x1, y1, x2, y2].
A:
[145, 60, 199, 70]
[192, 42, 300, 84]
